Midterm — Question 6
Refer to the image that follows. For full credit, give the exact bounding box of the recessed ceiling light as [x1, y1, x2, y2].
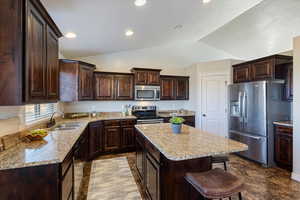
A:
[135, 0, 147, 7]
[174, 25, 183, 30]
[203, 0, 211, 3]
[65, 32, 77, 39]
[125, 30, 134, 37]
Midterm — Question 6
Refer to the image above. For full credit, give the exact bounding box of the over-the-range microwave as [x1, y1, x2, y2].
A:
[135, 85, 160, 101]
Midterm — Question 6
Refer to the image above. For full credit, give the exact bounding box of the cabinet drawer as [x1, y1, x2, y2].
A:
[104, 120, 120, 127]
[62, 163, 73, 200]
[62, 151, 73, 177]
[121, 119, 136, 126]
[275, 126, 293, 135]
[145, 140, 160, 162]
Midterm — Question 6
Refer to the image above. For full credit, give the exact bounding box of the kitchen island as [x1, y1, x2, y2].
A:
[135, 123, 248, 200]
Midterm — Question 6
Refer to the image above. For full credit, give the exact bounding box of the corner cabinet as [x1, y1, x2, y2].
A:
[160, 76, 189, 100]
[0, 0, 62, 105]
[94, 72, 134, 100]
[59, 60, 96, 102]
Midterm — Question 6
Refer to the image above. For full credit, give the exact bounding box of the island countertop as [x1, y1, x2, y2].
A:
[135, 123, 248, 161]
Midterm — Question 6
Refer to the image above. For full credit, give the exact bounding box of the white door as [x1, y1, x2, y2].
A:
[201, 76, 229, 137]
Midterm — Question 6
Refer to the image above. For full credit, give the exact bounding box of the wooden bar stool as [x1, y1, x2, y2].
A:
[185, 168, 244, 200]
[212, 155, 229, 171]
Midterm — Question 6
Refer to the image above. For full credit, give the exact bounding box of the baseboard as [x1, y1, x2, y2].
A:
[291, 172, 300, 182]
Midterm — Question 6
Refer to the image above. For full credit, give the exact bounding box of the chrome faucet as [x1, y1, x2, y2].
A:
[47, 111, 63, 128]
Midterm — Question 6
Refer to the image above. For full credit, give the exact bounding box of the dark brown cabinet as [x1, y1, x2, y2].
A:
[284, 63, 293, 101]
[94, 73, 115, 100]
[26, 2, 48, 102]
[121, 120, 136, 149]
[233, 65, 251, 83]
[79, 65, 94, 100]
[104, 126, 121, 152]
[274, 125, 293, 171]
[251, 60, 273, 80]
[0, 0, 62, 105]
[233, 55, 292, 84]
[94, 72, 134, 100]
[145, 153, 160, 200]
[59, 59, 96, 102]
[160, 77, 175, 100]
[46, 27, 60, 100]
[131, 68, 161, 86]
[160, 76, 189, 100]
[88, 121, 104, 159]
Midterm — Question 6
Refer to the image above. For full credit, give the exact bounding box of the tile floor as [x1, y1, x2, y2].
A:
[78, 153, 300, 200]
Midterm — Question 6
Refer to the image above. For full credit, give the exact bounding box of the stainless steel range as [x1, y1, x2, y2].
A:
[132, 106, 164, 124]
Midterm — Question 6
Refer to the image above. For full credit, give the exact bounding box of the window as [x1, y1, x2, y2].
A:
[25, 103, 57, 124]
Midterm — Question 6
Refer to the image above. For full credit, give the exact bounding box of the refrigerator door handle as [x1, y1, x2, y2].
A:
[238, 92, 244, 128]
[230, 130, 263, 141]
[243, 92, 248, 123]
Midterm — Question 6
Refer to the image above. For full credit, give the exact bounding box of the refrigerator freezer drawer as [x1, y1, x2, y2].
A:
[229, 131, 267, 165]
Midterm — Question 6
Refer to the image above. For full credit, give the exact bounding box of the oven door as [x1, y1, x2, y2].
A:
[135, 86, 159, 101]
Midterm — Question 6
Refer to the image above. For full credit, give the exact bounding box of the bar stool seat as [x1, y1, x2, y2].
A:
[185, 168, 244, 199]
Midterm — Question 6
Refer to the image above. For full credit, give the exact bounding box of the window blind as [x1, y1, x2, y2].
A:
[25, 103, 57, 124]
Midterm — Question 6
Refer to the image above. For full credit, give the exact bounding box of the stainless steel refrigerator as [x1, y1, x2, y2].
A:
[229, 80, 291, 167]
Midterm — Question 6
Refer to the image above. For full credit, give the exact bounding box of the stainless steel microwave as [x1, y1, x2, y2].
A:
[135, 86, 160, 101]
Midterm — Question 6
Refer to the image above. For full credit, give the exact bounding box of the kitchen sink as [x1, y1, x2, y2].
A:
[50, 122, 82, 131]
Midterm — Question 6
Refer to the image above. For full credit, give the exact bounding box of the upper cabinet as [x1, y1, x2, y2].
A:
[233, 55, 292, 84]
[94, 72, 134, 101]
[131, 68, 161, 86]
[59, 59, 96, 102]
[160, 76, 189, 100]
[283, 62, 293, 101]
[0, 0, 62, 105]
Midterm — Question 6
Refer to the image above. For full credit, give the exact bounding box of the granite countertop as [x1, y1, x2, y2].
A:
[157, 110, 195, 118]
[135, 123, 248, 161]
[273, 121, 293, 127]
[0, 112, 136, 170]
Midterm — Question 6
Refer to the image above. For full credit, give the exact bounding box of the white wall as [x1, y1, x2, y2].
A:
[184, 59, 240, 128]
[292, 36, 300, 182]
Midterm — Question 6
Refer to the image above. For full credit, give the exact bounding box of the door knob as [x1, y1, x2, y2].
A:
[202, 114, 206, 117]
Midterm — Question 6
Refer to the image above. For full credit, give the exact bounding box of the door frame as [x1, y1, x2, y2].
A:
[199, 74, 230, 137]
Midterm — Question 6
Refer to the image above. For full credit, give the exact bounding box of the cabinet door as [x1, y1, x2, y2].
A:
[285, 64, 293, 101]
[275, 133, 293, 168]
[89, 122, 104, 158]
[136, 136, 145, 184]
[26, 2, 47, 102]
[160, 77, 174, 100]
[251, 60, 273, 80]
[148, 71, 160, 85]
[122, 126, 135, 149]
[104, 126, 121, 151]
[46, 26, 59, 101]
[145, 153, 160, 200]
[233, 65, 251, 83]
[79, 65, 94, 100]
[135, 71, 148, 85]
[115, 75, 134, 100]
[174, 78, 189, 100]
[94, 73, 115, 100]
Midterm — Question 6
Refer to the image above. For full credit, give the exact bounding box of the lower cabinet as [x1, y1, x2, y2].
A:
[136, 133, 161, 200]
[274, 125, 293, 171]
[88, 119, 136, 159]
[104, 126, 121, 152]
[88, 121, 104, 159]
[145, 153, 160, 200]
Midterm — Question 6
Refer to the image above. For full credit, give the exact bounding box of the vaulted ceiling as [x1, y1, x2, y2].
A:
[41, 0, 300, 61]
